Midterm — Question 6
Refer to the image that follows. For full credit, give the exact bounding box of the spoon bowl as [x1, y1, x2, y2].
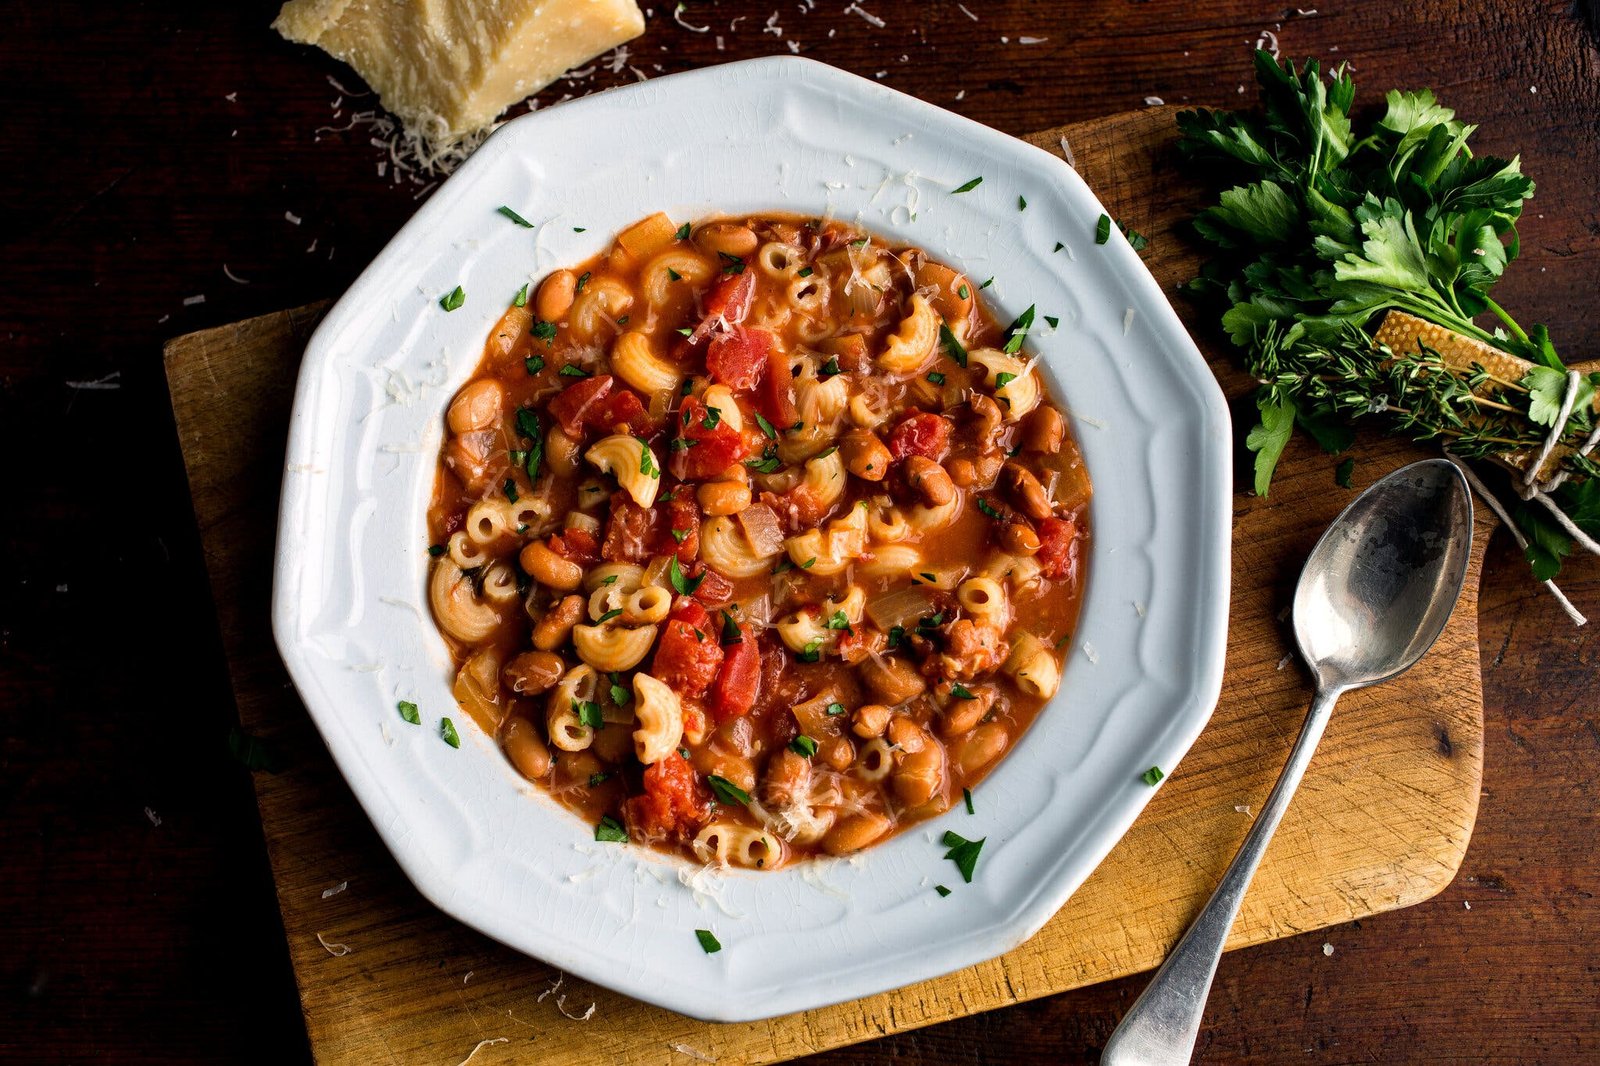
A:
[1102, 458, 1473, 1066]
[1294, 459, 1475, 692]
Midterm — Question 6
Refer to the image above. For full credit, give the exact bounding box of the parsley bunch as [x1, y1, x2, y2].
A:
[1181, 51, 1600, 581]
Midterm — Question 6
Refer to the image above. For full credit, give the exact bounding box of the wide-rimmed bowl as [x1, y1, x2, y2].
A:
[272, 55, 1230, 1022]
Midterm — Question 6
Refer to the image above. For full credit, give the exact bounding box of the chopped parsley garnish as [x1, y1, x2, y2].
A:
[938, 322, 969, 368]
[638, 438, 660, 478]
[608, 677, 630, 706]
[976, 497, 1003, 520]
[755, 412, 778, 439]
[676, 327, 693, 337]
[745, 447, 783, 474]
[674, 221, 692, 240]
[800, 557, 817, 570]
[1018, 194, 1028, 211]
[502, 479, 519, 503]
[600, 574, 619, 585]
[1043, 315, 1060, 329]
[720, 611, 742, 645]
[952, 176, 984, 193]
[996, 371, 1017, 389]
[917, 571, 938, 584]
[440, 718, 461, 748]
[916, 612, 945, 635]
[670, 527, 690, 543]
[514, 408, 543, 481]
[707, 775, 750, 806]
[575, 699, 604, 729]
[397, 700, 421, 724]
[819, 357, 841, 378]
[789, 735, 818, 758]
[617, 314, 629, 325]
[1118, 220, 1149, 251]
[597, 608, 623, 624]
[1142, 765, 1165, 786]
[695, 929, 722, 954]
[951, 683, 977, 700]
[559, 363, 591, 378]
[524, 354, 545, 375]
[667, 267, 682, 282]
[1053, 241, 1064, 253]
[1002, 305, 1035, 354]
[595, 815, 628, 842]
[669, 555, 704, 595]
[589, 771, 611, 787]
[935, 885, 952, 898]
[427, 544, 445, 558]
[1095, 213, 1113, 244]
[963, 787, 975, 814]
[941, 830, 985, 883]
[825, 610, 852, 631]
[513, 283, 530, 308]
[670, 438, 698, 452]
[797, 266, 813, 278]
[532, 320, 558, 341]
[573, 226, 587, 232]
[718, 251, 746, 275]
[439, 286, 466, 311]
[957, 284, 970, 300]
[887, 625, 906, 649]
[927, 371, 946, 386]
[576, 271, 590, 293]
[701, 406, 722, 430]
[497, 205, 534, 227]
[798, 639, 823, 663]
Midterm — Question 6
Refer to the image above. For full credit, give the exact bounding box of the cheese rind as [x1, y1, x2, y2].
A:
[274, 0, 646, 144]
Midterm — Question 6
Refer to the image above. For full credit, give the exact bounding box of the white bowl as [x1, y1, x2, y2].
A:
[273, 56, 1230, 1023]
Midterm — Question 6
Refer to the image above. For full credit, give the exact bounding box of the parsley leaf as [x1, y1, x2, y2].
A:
[941, 830, 985, 883]
[674, 221, 692, 240]
[440, 718, 461, 748]
[1002, 305, 1035, 354]
[952, 176, 984, 194]
[595, 815, 628, 842]
[497, 205, 534, 227]
[939, 322, 969, 368]
[707, 775, 750, 805]
[439, 286, 465, 311]
[695, 929, 721, 953]
[789, 735, 818, 758]
[397, 700, 421, 725]
[1141, 765, 1165, 786]
[1094, 214, 1112, 244]
[513, 283, 530, 308]
[669, 555, 704, 595]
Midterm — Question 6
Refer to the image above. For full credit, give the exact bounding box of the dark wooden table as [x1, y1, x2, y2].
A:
[4, 3, 1598, 1062]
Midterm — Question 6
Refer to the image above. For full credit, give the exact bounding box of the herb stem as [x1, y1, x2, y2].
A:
[1483, 297, 1531, 349]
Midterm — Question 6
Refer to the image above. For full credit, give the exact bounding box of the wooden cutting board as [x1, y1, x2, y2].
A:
[164, 108, 1490, 1066]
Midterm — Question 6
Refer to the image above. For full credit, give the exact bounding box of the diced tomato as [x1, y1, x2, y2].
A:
[670, 397, 749, 481]
[1036, 516, 1079, 580]
[601, 491, 658, 563]
[588, 387, 655, 436]
[623, 751, 710, 842]
[707, 623, 761, 723]
[689, 272, 754, 343]
[651, 602, 724, 698]
[657, 494, 700, 564]
[887, 412, 953, 462]
[755, 347, 797, 428]
[706, 327, 772, 390]
[690, 565, 735, 606]
[547, 374, 613, 437]
[549, 526, 600, 566]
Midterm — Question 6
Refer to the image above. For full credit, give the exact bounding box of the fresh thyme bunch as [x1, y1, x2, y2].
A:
[1180, 50, 1600, 583]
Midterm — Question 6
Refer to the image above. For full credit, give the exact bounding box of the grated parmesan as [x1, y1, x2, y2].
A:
[456, 1038, 509, 1066]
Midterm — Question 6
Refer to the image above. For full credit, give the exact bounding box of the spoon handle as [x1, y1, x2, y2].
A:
[1101, 685, 1343, 1066]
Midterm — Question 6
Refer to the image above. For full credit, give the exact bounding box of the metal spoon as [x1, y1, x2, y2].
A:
[1101, 457, 1473, 1066]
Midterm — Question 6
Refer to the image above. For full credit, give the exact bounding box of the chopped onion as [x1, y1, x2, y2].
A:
[866, 586, 934, 630]
[737, 503, 787, 558]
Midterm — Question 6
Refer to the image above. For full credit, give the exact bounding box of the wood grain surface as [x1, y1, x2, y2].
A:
[164, 108, 1492, 1066]
[6, 3, 1600, 1064]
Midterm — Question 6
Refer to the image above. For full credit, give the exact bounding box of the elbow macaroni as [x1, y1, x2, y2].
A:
[610, 330, 684, 395]
[632, 673, 685, 765]
[585, 434, 662, 508]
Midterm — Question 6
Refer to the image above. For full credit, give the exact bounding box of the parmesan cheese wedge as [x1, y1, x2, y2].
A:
[273, 0, 645, 148]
